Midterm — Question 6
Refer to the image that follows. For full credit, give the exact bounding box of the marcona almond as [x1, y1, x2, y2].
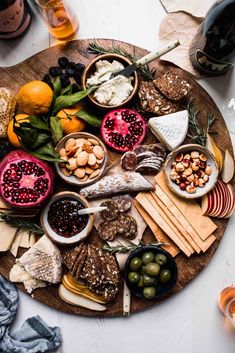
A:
[59, 148, 66, 157]
[88, 153, 97, 166]
[74, 146, 83, 157]
[79, 174, 88, 182]
[89, 169, 100, 179]
[65, 138, 76, 151]
[67, 158, 78, 170]
[61, 168, 72, 176]
[66, 145, 79, 157]
[88, 138, 99, 146]
[76, 138, 86, 147]
[90, 163, 99, 169]
[85, 166, 94, 174]
[96, 158, 104, 165]
[83, 141, 93, 153]
[77, 151, 89, 166]
[74, 168, 85, 179]
[205, 165, 212, 175]
[93, 145, 104, 159]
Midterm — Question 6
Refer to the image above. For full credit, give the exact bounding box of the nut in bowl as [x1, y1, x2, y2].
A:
[55, 132, 108, 186]
[124, 245, 178, 300]
[81, 53, 139, 109]
[41, 191, 94, 245]
[164, 144, 219, 199]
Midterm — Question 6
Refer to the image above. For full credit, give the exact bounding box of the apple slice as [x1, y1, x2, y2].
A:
[221, 149, 235, 183]
[217, 181, 233, 218]
[201, 194, 209, 215]
[223, 184, 235, 218]
[211, 181, 225, 217]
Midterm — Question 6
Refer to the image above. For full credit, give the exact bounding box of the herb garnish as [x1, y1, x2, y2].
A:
[187, 99, 217, 146]
[103, 241, 168, 254]
[0, 212, 44, 235]
[88, 40, 155, 81]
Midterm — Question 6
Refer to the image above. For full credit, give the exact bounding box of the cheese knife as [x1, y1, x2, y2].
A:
[77, 206, 107, 215]
[112, 39, 180, 78]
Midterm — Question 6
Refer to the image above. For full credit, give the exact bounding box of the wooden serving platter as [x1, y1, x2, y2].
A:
[0, 39, 234, 317]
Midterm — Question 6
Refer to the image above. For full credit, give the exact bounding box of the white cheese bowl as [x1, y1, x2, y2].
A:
[164, 144, 219, 199]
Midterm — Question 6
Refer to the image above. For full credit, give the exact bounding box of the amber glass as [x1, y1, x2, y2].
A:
[218, 286, 235, 325]
[35, 0, 78, 40]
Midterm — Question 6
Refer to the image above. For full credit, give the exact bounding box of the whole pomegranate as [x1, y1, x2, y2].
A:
[101, 109, 147, 153]
[0, 150, 54, 208]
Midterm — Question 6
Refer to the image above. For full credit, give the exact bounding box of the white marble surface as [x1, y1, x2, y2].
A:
[1, 1, 235, 352]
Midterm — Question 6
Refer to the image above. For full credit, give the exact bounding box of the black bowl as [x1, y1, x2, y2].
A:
[124, 245, 178, 299]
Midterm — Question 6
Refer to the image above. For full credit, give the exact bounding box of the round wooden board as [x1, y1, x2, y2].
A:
[0, 39, 234, 317]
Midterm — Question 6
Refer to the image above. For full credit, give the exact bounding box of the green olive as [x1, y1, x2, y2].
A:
[140, 266, 146, 275]
[145, 262, 161, 276]
[128, 272, 140, 284]
[142, 252, 155, 265]
[143, 286, 156, 299]
[160, 269, 171, 283]
[137, 275, 144, 288]
[130, 257, 142, 271]
[155, 253, 167, 266]
[142, 274, 155, 286]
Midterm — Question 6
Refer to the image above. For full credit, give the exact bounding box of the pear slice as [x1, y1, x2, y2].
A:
[221, 149, 234, 183]
[206, 134, 224, 171]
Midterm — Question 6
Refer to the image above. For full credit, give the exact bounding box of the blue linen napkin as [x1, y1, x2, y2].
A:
[0, 275, 62, 352]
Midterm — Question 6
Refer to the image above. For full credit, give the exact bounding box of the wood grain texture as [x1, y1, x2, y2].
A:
[0, 39, 233, 317]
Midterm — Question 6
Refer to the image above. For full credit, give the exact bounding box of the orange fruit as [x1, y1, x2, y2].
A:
[18, 80, 53, 115]
[7, 114, 29, 148]
[57, 104, 86, 135]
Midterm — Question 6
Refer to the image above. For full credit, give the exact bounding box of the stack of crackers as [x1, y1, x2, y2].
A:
[135, 171, 217, 257]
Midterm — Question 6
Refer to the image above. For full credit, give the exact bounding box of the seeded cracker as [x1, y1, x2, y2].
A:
[153, 73, 191, 101]
[138, 81, 180, 115]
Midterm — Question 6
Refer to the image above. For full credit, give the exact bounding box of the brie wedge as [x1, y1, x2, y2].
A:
[9, 235, 62, 293]
[148, 110, 189, 150]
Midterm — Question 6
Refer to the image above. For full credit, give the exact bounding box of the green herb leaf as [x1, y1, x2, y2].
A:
[29, 142, 63, 162]
[50, 115, 63, 142]
[52, 86, 97, 114]
[61, 85, 73, 95]
[0, 212, 44, 235]
[75, 109, 101, 127]
[53, 76, 61, 99]
[28, 115, 50, 131]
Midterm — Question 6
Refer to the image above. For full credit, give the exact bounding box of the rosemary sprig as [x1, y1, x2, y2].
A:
[88, 40, 155, 81]
[187, 100, 217, 146]
[103, 241, 168, 254]
[0, 212, 43, 235]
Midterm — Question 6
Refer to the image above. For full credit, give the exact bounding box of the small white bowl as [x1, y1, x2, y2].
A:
[40, 191, 94, 245]
[55, 132, 108, 187]
[164, 144, 219, 199]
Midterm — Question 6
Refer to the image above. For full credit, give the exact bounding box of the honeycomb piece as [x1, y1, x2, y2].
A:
[0, 87, 17, 138]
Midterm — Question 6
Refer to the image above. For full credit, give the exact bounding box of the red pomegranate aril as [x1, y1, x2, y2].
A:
[101, 108, 147, 153]
[0, 150, 54, 209]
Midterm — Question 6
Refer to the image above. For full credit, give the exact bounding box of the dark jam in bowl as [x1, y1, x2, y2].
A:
[48, 198, 88, 238]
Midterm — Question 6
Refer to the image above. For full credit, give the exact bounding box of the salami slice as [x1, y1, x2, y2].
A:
[111, 194, 132, 213]
[121, 151, 137, 171]
[99, 222, 118, 241]
[100, 200, 120, 221]
[122, 215, 137, 239]
[135, 163, 162, 174]
[115, 214, 131, 234]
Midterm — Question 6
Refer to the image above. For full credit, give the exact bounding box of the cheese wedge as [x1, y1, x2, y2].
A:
[19, 230, 30, 248]
[0, 222, 18, 252]
[148, 110, 189, 150]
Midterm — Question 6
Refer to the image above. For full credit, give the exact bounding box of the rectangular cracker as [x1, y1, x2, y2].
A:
[154, 185, 216, 252]
[150, 191, 201, 253]
[155, 171, 217, 240]
[136, 193, 192, 257]
[133, 199, 180, 257]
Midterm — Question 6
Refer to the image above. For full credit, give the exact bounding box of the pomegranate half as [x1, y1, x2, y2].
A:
[0, 150, 54, 209]
[101, 108, 147, 153]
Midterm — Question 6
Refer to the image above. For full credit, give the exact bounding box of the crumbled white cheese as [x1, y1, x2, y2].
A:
[87, 60, 124, 86]
[86, 59, 134, 106]
[9, 262, 46, 294]
[94, 75, 133, 106]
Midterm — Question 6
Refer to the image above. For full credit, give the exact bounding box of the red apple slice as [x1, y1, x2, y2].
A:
[223, 184, 235, 218]
[217, 180, 233, 218]
[209, 183, 221, 217]
[211, 181, 225, 217]
[201, 194, 209, 215]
